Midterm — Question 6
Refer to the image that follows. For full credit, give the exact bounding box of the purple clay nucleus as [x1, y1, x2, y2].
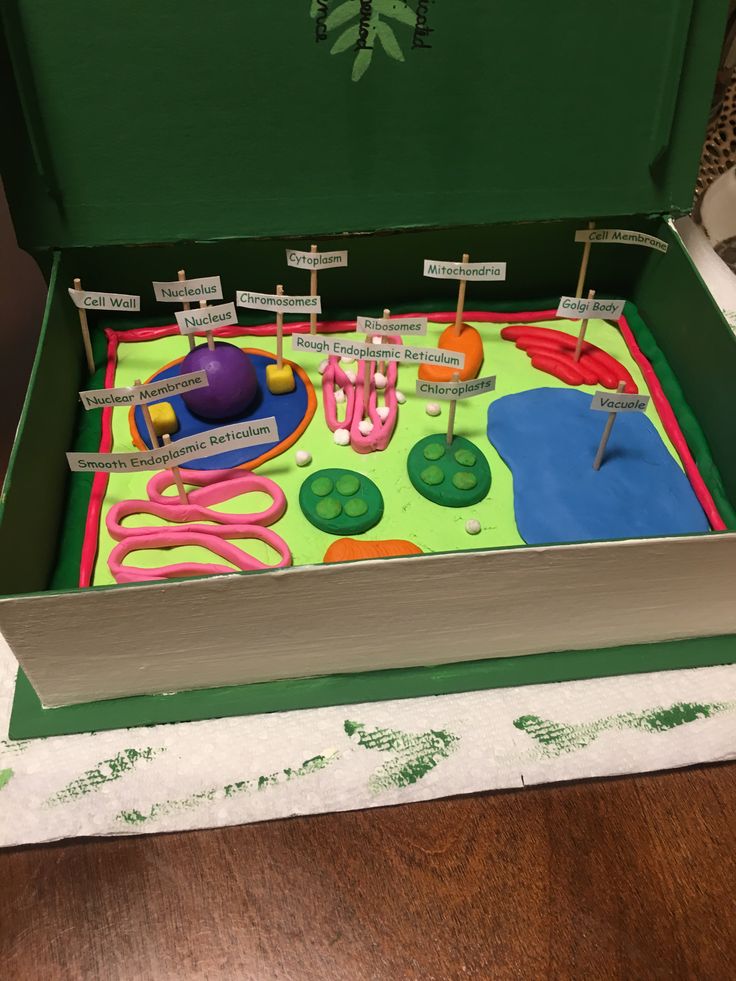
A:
[180, 342, 259, 421]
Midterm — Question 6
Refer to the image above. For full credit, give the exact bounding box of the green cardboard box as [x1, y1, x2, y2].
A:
[2, 0, 736, 738]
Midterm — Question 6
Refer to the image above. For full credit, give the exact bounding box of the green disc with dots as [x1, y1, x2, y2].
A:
[407, 434, 491, 507]
[299, 468, 383, 535]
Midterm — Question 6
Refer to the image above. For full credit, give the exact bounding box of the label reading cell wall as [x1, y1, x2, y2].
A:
[68, 289, 141, 311]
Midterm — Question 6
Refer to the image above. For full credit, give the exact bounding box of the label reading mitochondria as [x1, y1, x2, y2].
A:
[67, 417, 279, 472]
[152, 276, 223, 302]
[356, 315, 428, 336]
[285, 249, 348, 270]
[556, 296, 626, 320]
[574, 229, 669, 253]
[79, 372, 210, 410]
[236, 291, 322, 314]
[175, 302, 238, 335]
[590, 391, 650, 413]
[423, 259, 507, 281]
[292, 334, 464, 369]
[416, 374, 497, 401]
[68, 288, 140, 312]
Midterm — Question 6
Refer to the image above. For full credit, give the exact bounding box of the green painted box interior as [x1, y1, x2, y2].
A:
[2, 0, 736, 736]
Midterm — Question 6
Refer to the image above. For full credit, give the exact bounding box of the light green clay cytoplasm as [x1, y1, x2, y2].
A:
[335, 473, 360, 496]
[91, 317, 690, 583]
[408, 433, 491, 508]
[299, 468, 383, 535]
[423, 443, 445, 461]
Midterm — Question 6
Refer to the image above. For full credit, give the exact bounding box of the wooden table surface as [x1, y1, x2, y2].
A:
[2, 762, 734, 980]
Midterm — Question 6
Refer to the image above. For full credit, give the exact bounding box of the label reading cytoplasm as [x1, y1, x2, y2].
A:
[285, 249, 348, 270]
[556, 296, 626, 320]
[356, 315, 428, 336]
[236, 291, 322, 314]
[68, 289, 140, 311]
[67, 417, 279, 472]
[574, 229, 668, 253]
[590, 392, 651, 413]
[416, 374, 497, 401]
[152, 276, 223, 302]
[79, 371, 209, 411]
[423, 259, 507, 281]
[292, 333, 464, 369]
[175, 302, 238, 335]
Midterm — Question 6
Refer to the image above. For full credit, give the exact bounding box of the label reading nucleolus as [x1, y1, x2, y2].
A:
[152, 276, 223, 302]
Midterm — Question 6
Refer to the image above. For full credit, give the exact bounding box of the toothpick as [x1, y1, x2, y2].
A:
[593, 381, 626, 471]
[276, 284, 284, 367]
[135, 378, 160, 449]
[73, 278, 95, 374]
[162, 434, 188, 503]
[178, 269, 195, 351]
[452, 253, 469, 338]
[379, 306, 390, 374]
[575, 221, 595, 298]
[309, 244, 318, 335]
[200, 299, 215, 350]
[573, 288, 595, 362]
[446, 371, 460, 445]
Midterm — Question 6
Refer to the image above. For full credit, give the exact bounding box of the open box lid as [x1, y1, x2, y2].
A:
[0, 0, 728, 251]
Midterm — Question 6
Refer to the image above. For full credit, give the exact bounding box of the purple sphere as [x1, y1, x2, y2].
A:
[180, 342, 259, 421]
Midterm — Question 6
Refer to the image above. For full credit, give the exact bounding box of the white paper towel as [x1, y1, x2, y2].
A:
[1, 634, 735, 848]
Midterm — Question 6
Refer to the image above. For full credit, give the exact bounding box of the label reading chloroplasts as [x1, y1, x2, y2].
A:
[416, 375, 497, 401]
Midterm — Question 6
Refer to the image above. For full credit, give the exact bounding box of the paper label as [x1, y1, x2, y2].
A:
[590, 391, 651, 413]
[292, 334, 464, 369]
[416, 374, 497, 401]
[236, 290, 322, 314]
[152, 276, 223, 302]
[285, 249, 348, 270]
[67, 417, 279, 472]
[68, 289, 140, 312]
[423, 259, 507, 281]
[79, 371, 209, 411]
[574, 229, 669, 254]
[356, 315, 428, 336]
[175, 302, 238, 335]
[556, 295, 626, 320]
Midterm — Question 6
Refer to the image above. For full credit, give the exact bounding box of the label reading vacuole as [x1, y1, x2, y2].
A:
[590, 391, 651, 413]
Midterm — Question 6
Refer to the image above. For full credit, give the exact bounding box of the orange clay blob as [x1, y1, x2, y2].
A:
[418, 323, 483, 382]
[323, 537, 423, 563]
